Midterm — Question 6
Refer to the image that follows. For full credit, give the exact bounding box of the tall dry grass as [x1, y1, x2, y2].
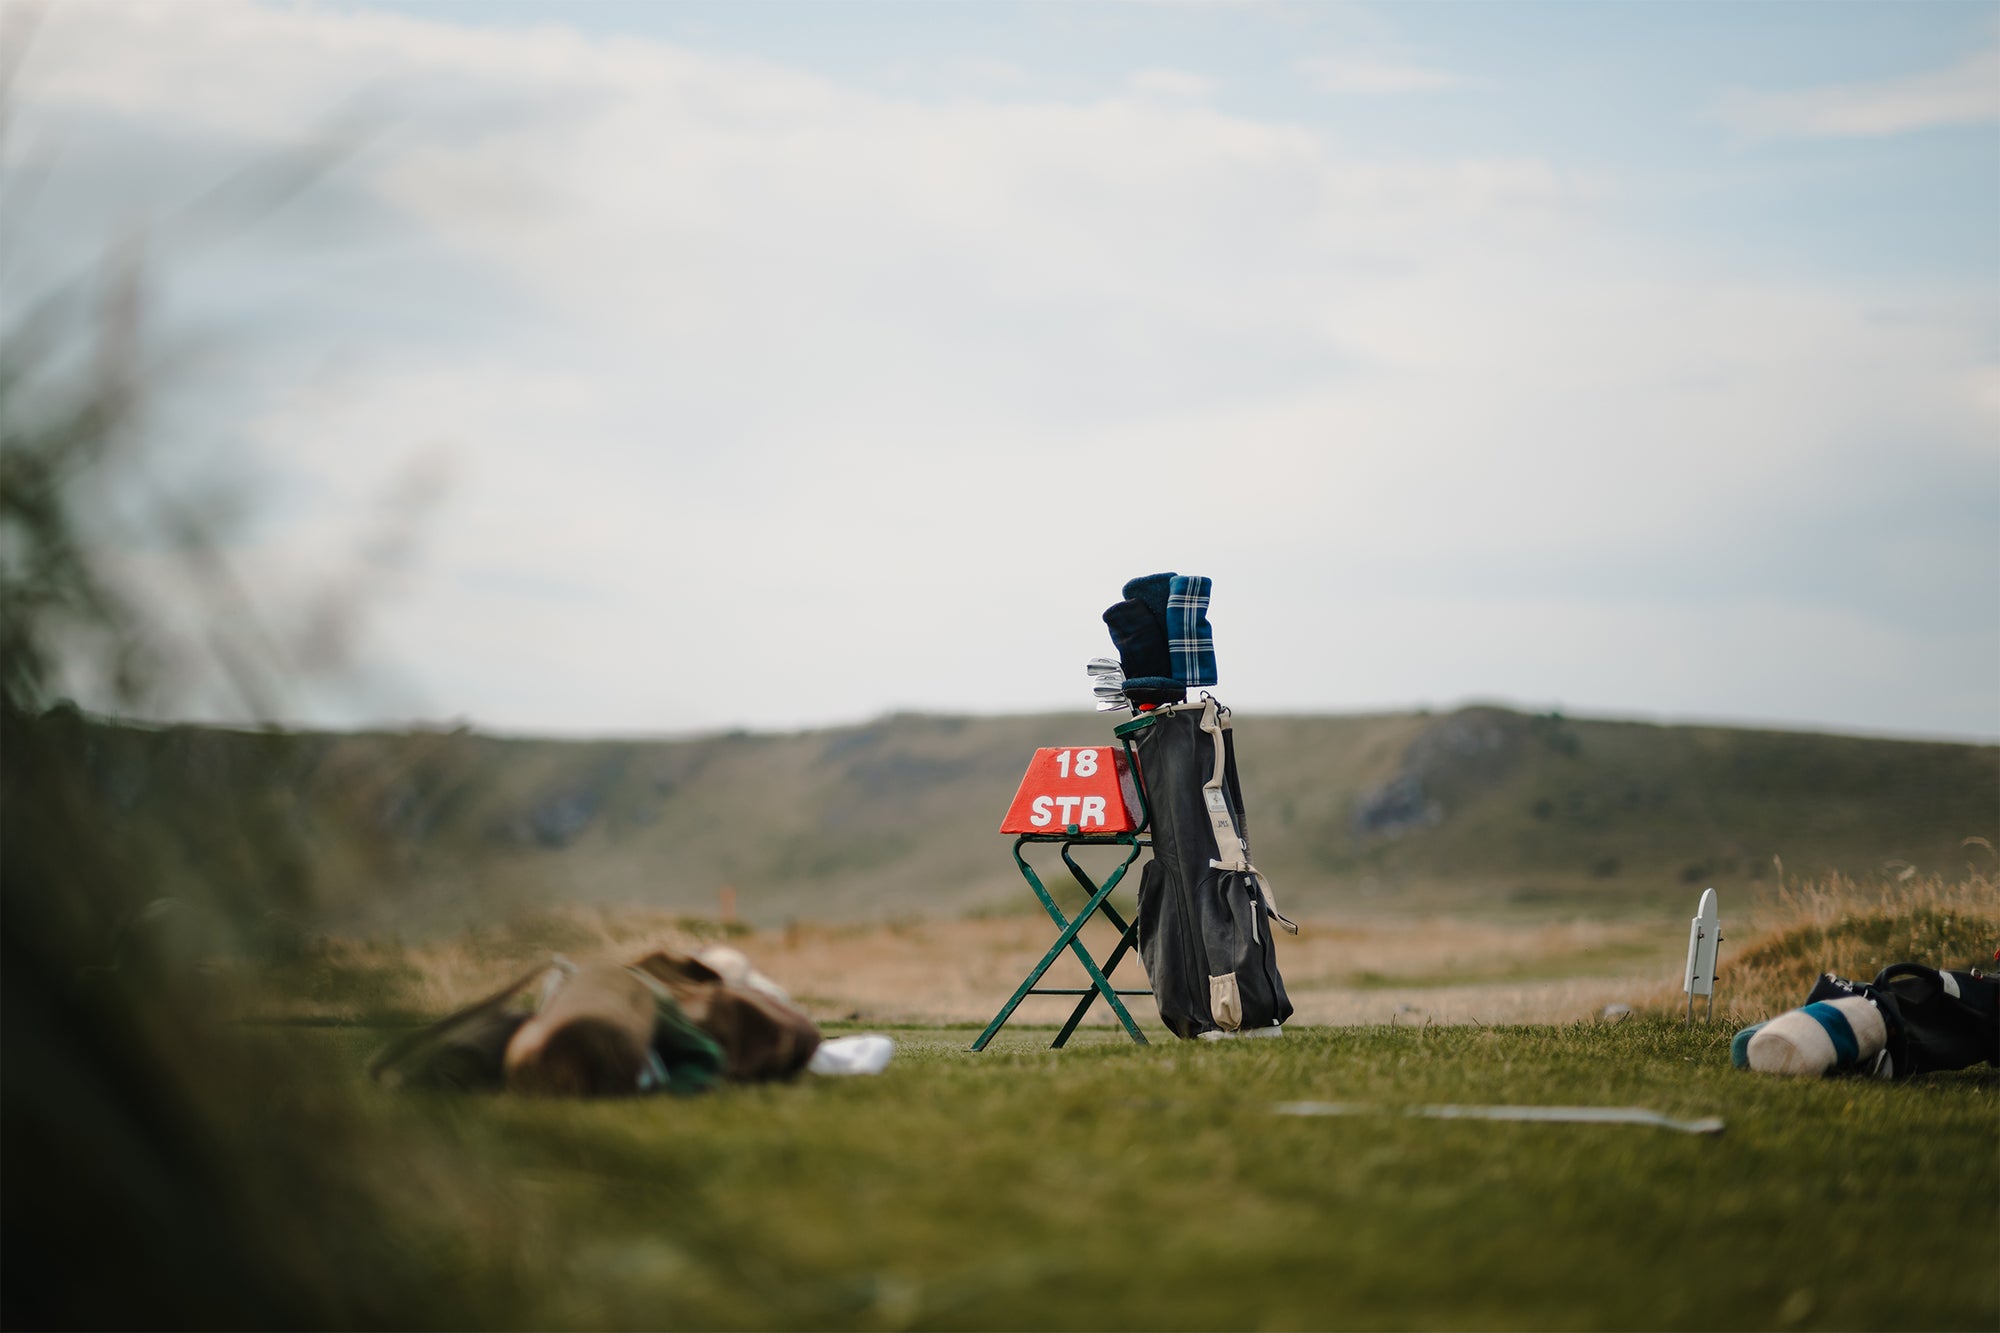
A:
[1727, 870, 1996, 1012]
[239, 906, 1678, 1027]
[229, 905, 745, 1022]
[1632, 856, 1998, 1023]
[234, 857, 1998, 1031]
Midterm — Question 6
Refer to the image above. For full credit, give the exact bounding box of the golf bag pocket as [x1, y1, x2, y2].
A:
[1210, 973, 1243, 1031]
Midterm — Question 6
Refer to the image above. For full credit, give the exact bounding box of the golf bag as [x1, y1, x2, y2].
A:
[1130, 696, 1296, 1039]
[1806, 964, 1998, 1078]
[1740, 963, 1999, 1078]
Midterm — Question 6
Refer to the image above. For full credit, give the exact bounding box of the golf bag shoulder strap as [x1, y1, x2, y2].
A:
[1175, 696, 1297, 936]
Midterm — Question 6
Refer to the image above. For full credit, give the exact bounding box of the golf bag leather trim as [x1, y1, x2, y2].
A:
[1131, 697, 1294, 1039]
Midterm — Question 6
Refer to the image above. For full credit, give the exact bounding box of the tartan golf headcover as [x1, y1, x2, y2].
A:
[1167, 574, 1216, 687]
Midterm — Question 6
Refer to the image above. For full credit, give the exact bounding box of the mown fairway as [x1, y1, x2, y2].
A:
[312, 1018, 1997, 1331]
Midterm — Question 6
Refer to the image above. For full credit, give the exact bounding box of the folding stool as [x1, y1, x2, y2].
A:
[968, 716, 1160, 1051]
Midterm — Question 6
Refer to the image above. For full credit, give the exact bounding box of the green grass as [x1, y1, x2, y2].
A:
[310, 1019, 1997, 1331]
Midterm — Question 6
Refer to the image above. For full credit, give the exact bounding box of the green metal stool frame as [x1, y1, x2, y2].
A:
[969, 717, 1162, 1052]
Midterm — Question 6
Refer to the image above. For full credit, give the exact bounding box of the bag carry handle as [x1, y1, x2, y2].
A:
[1874, 962, 1975, 1005]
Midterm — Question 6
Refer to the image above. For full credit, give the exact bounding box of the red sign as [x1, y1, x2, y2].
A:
[999, 746, 1140, 834]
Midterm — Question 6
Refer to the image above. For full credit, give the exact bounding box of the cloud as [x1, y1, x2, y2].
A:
[1297, 56, 1462, 95]
[1718, 46, 2000, 138]
[11, 0, 1995, 738]
[933, 57, 1035, 94]
[1126, 67, 1215, 100]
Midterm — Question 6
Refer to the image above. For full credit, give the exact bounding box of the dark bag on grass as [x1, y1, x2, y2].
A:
[1130, 697, 1296, 1039]
[1866, 964, 1997, 1077]
[1802, 964, 1998, 1078]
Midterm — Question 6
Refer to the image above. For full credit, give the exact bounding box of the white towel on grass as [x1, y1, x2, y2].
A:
[809, 1034, 895, 1076]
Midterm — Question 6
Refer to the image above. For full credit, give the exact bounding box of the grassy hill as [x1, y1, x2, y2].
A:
[34, 702, 1996, 933]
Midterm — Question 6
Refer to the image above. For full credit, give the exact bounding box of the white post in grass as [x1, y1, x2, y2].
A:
[1683, 887, 1721, 1024]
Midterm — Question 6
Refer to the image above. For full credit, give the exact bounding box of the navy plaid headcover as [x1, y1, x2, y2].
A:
[1167, 575, 1216, 687]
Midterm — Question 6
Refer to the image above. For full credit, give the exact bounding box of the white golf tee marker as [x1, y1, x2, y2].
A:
[1683, 886, 1721, 1023]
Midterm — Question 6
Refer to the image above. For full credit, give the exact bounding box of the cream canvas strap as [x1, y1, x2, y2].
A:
[1196, 697, 1298, 935]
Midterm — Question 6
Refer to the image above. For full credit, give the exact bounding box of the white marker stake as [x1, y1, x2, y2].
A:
[1683, 887, 1721, 1023]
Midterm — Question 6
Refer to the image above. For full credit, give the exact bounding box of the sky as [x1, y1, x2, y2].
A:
[5, 0, 1997, 740]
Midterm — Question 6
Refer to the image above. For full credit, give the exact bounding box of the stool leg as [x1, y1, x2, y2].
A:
[1050, 851, 1144, 1047]
[1046, 877, 1148, 1048]
[968, 947, 1063, 1052]
[1049, 847, 1148, 1048]
[969, 839, 1147, 1052]
[968, 861, 1091, 1052]
[1052, 915, 1143, 1047]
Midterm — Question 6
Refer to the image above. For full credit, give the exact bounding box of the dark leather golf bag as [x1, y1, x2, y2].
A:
[1129, 697, 1296, 1039]
[1804, 963, 2000, 1077]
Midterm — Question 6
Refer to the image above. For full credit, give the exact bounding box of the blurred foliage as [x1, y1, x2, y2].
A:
[0, 107, 496, 1326]
[0, 271, 147, 708]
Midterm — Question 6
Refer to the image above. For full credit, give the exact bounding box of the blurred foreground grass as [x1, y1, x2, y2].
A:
[283, 1018, 1994, 1332]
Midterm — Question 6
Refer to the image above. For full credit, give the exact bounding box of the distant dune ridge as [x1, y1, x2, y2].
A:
[34, 702, 1996, 934]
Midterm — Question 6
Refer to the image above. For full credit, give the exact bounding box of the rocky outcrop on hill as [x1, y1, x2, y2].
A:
[1352, 708, 1574, 838]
